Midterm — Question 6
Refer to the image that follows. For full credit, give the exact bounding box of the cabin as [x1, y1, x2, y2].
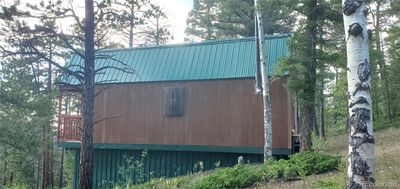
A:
[57, 34, 298, 188]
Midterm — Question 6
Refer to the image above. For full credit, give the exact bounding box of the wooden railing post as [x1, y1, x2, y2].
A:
[57, 90, 63, 141]
[57, 115, 83, 142]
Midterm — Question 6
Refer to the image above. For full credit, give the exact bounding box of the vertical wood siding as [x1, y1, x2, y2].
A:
[93, 78, 293, 150]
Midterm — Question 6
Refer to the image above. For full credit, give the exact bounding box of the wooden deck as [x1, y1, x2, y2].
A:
[57, 115, 82, 142]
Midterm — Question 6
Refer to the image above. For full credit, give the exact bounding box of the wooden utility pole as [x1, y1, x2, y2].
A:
[254, 0, 272, 160]
[343, 0, 375, 188]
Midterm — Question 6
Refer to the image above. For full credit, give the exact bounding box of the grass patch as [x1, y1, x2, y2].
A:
[131, 152, 341, 189]
[129, 176, 189, 189]
[192, 164, 260, 189]
[317, 178, 344, 189]
[194, 151, 341, 189]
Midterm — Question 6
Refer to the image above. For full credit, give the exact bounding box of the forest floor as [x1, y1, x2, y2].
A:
[263, 126, 400, 189]
[133, 125, 400, 189]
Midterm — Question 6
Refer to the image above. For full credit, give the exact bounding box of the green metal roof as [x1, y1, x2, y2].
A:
[61, 34, 291, 85]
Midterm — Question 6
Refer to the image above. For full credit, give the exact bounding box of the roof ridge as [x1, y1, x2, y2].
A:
[99, 33, 293, 53]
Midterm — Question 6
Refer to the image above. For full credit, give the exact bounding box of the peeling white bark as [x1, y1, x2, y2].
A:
[255, 0, 272, 160]
[343, 0, 375, 188]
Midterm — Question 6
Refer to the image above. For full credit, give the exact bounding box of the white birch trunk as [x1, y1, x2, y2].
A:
[343, 0, 375, 188]
[255, 0, 272, 160]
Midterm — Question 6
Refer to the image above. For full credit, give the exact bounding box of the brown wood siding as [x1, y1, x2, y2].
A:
[93, 78, 293, 149]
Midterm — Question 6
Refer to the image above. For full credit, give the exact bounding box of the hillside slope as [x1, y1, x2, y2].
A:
[265, 126, 400, 189]
[128, 126, 400, 189]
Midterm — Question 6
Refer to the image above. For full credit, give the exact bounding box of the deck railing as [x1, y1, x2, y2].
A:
[57, 115, 82, 142]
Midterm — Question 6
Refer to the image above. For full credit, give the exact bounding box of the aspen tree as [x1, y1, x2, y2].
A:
[343, 0, 375, 188]
[255, 0, 272, 160]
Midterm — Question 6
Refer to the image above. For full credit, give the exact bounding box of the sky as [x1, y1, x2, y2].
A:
[151, 0, 193, 44]
[1, 0, 193, 44]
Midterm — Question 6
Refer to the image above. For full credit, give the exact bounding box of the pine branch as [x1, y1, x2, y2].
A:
[54, 81, 83, 93]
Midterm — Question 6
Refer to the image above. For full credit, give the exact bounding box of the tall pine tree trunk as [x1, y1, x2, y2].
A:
[373, 1, 391, 122]
[59, 149, 64, 188]
[313, 108, 319, 136]
[300, 0, 318, 151]
[255, 0, 272, 160]
[155, 15, 160, 45]
[42, 45, 54, 189]
[128, 2, 135, 47]
[319, 83, 326, 139]
[343, 0, 375, 188]
[79, 0, 95, 188]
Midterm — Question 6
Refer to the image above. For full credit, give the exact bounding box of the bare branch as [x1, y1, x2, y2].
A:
[30, 46, 84, 82]
[94, 28, 110, 47]
[0, 46, 81, 85]
[0, 46, 37, 56]
[94, 115, 121, 125]
[57, 33, 85, 58]
[94, 85, 116, 97]
[68, 0, 84, 30]
[95, 79, 118, 84]
[94, 66, 135, 75]
[95, 54, 133, 68]
[11, 25, 84, 59]
[66, 64, 85, 71]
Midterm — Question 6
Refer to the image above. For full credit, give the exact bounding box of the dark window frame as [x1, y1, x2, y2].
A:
[164, 87, 184, 117]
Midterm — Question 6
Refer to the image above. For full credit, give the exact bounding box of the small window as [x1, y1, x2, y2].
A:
[164, 87, 184, 116]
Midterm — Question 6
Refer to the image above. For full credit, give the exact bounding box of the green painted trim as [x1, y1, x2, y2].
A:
[73, 149, 80, 189]
[57, 142, 80, 148]
[57, 142, 292, 155]
[273, 148, 292, 155]
[96, 144, 264, 154]
[61, 76, 289, 90]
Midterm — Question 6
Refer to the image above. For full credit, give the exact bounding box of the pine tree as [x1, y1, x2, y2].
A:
[106, 0, 171, 47]
[276, 0, 344, 149]
[139, 5, 172, 46]
[0, 1, 135, 188]
[369, 0, 392, 121]
[386, 26, 400, 122]
[185, 0, 296, 40]
[0, 58, 50, 187]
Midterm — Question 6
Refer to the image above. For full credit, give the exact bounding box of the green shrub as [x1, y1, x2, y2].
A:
[4, 184, 30, 189]
[288, 151, 341, 175]
[192, 165, 260, 189]
[260, 151, 340, 181]
[260, 159, 284, 180]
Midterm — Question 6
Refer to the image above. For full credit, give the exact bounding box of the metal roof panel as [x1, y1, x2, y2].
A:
[60, 34, 291, 85]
